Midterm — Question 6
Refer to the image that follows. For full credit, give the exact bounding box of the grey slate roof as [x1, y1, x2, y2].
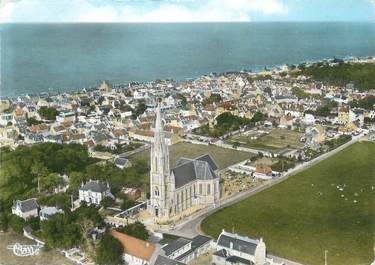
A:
[162, 238, 191, 256]
[175, 235, 212, 261]
[80, 181, 109, 193]
[154, 255, 185, 265]
[196, 154, 218, 171]
[15, 198, 39, 213]
[172, 154, 218, 189]
[217, 233, 258, 256]
[213, 248, 227, 258]
[114, 157, 128, 166]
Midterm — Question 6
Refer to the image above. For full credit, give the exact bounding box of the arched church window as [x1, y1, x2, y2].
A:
[154, 186, 159, 196]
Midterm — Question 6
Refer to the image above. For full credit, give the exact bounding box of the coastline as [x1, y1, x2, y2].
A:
[1, 55, 374, 99]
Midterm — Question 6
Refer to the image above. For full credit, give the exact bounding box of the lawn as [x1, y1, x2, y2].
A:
[132, 142, 252, 169]
[201, 141, 375, 265]
[229, 128, 304, 151]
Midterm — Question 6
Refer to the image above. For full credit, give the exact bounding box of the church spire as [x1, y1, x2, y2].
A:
[155, 101, 163, 133]
[149, 100, 170, 219]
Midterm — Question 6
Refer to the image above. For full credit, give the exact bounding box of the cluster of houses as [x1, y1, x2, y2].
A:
[1, 60, 374, 155]
[108, 228, 283, 265]
[2, 59, 375, 265]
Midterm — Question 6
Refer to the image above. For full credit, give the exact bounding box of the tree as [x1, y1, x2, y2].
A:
[95, 234, 124, 265]
[38, 106, 59, 121]
[9, 214, 25, 234]
[176, 93, 188, 108]
[101, 197, 115, 208]
[0, 212, 9, 232]
[41, 213, 82, 249]
[27, 117, 42, 126]
[74, 205, 103, 227]
[40, 173, 63, 193]
[31, 162, 49, 193]
[232, 141, 240, 149]
[117, 221, 149, 241]
[250, 112, 265, 123]
[202, 93, 222, 106]
[25, 216, 40, 231]
[132, 100, 147, 119]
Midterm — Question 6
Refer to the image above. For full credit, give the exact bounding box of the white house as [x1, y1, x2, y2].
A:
[161, 235, 212, 264]
[213, 230, 284, 265]
[39, 206, 64, 221]
[79, 180, 114, 205]
[12, 198, 39, 220]
[111, 230, 157, 265]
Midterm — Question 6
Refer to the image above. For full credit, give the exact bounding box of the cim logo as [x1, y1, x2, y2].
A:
[7, 243, 43, 256]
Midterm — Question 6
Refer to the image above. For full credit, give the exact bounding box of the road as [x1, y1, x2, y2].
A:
[167, 133, 365, 239]
[118, 143, 150, 158]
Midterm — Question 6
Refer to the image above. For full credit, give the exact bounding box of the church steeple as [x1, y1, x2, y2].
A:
[149, 101, 171, 220]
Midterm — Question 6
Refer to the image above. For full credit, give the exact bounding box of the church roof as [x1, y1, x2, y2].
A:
[196, 154, 218, 171]
[172, 154, 218, 189]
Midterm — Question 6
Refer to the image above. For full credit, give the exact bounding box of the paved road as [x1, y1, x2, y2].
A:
[168, 133, 364, 238]
[118, 143, 150, 158]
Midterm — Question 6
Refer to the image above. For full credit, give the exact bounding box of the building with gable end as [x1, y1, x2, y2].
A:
[149, 103, 221, 223]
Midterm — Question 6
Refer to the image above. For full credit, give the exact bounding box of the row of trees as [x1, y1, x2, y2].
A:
[194, 111, 265, 137]
[0, 143, 96, 207]
[294, 63, 375, 92]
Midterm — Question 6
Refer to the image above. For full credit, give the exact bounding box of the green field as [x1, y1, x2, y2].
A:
[229, 129, 304, 151]
[132, 142, 252, 169]
[201, 142, 375, 265]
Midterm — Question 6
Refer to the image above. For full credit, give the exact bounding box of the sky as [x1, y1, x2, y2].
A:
[0, 0, 374, 23]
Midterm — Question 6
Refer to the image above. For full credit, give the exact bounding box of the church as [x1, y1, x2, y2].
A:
[149, 104, 221, 223]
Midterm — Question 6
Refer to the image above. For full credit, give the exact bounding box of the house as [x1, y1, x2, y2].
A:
[279, 114, 293, 128]
[39, 206, 64, 221]
[305, 125, 325, 146]
[12, 198, 39, 220]
[56, 111, 76, 123]
[121, 187, 142, 201]
[254, 165, 273, 179]
[213, 230, 283, 265]
[111, 230, 156, 265]
[337, 106, 350, 124]
[161, 235, 212, 264]
[79, 180, 114, 205]
[114, 156, 132, 169]
[349, 108, 365, 127]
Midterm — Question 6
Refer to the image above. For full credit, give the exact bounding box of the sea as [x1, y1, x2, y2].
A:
[1, 22, 375, 97]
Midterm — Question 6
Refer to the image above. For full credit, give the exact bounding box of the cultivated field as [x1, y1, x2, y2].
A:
[201, 142, 375, 265]
[229, 128, 304, 150]
[132, 142, 251, 169]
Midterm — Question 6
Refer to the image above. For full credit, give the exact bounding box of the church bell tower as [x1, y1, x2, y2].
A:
[149, 103, 171, 220]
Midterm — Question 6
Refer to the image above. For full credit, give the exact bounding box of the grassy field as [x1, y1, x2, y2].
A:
[201, 142, 375, 265]
[0, 231, 73, 265]
[132, 142, 251, 169]
[229, 129, 304, 150]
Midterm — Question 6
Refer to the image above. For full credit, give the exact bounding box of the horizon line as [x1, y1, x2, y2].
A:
[2, 20, 375, 24]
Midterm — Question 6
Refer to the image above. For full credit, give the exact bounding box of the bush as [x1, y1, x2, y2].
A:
[25, 216, 40, 231]
[41, 213, 82, 249]
[117, 221, 149, 241]
[9, 214, 25, 234]
[0, 212, 9, 232]
[95, 234, 124, 265]
[101, 197, 115, 208]
[38, 106, 59, 121]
